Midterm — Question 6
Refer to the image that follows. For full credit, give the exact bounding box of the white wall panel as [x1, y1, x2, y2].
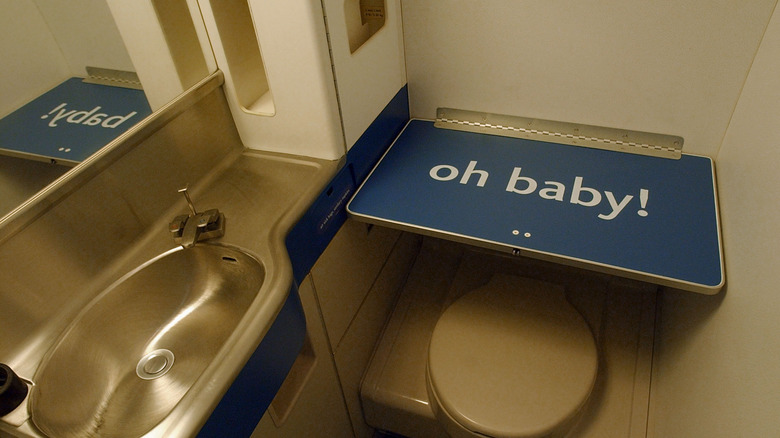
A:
[35, 0, 134, 77]
[401, 0, 776, 157]
[1, 1, 70, 117]
[650, 3, 780, 437]
[322, 0, 407, 150]
[198, 0, 345, 160]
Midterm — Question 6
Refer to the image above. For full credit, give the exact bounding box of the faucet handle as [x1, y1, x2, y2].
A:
[170, 187, 225, 248]
[168, 214, 189, 236]
[178, 186, 198, 216]
[197, 209, 221, 228]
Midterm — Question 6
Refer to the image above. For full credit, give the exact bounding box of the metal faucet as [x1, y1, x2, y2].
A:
[169, 186, 225, 248]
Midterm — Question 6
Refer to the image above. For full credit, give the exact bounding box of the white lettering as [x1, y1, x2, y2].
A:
[505, 167, 537, 194]
[66, 106, 101, 124]
[102, 111, 137, 128]
[42, 103, 137, 129]
[48, 108, 75, 127]
[40, 103, 66, 120]
[459, 160, 489, 187]
[570, 176, 602, 207]
[429, 161, 648, 221]
[539, 181, 566, 201]
[598, 192, 634, 220]
[430, 164, 459, 182]
[83, 113, 108, 126]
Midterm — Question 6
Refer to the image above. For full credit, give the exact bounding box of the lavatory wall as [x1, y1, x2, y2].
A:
[250, 221, 421, 438]
[400, 0, 776, 157]
[397, 2, 780, 436]
[0, 1, 68, 119]
[1, 0, 134, 119]
[649, 4, 780, 437]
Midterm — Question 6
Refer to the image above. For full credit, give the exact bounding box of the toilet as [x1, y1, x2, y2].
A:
[361, 239, 657, 438]
[424, 274, 598, 438]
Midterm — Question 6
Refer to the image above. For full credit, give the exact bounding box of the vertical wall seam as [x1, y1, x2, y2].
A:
[319, 0, 349, 154]
[715, 0, 780, 160]
[398, 0, 413, 118]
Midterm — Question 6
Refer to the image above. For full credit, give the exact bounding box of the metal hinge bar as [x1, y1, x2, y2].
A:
[435, 108, 683, 159]
[83, 67, 143, 90]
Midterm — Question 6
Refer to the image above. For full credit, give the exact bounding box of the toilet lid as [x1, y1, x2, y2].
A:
[426, 275, 598, 438]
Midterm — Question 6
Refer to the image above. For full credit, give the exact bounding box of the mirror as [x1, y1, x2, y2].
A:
[0, 0, 215, 219]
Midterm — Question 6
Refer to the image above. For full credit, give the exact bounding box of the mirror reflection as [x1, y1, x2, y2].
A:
[0, 0, 214, 218]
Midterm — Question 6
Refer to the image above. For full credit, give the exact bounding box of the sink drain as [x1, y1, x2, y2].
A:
[136, 349, 174, 380]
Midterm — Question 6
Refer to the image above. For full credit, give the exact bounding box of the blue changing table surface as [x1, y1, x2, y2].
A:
[0, 78, 151, 165]
[347, 119, 724, 294]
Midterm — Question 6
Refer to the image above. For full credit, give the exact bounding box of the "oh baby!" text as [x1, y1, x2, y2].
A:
[429, 160, 650, 221]
[40, 103, 138, 129]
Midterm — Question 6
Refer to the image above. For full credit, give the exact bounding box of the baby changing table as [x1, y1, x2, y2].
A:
[347, 117, 723, 294]
[0, 77, 151, 165]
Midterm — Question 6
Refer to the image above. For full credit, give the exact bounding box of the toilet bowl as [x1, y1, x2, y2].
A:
[425, 274, 598, 438]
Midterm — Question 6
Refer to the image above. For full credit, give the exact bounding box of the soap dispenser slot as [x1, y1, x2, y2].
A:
[206, 0, 275, 115]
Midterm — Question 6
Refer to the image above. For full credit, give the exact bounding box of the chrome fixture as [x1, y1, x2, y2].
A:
[30, 245, 266, 438]
[136, 349, 175, 380]
[169, 186, 225, 248]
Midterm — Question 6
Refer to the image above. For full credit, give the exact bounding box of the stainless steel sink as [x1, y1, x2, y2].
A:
[29, 244, 265, 438]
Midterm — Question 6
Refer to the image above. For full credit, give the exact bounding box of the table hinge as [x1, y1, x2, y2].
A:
[435, 108, 683, 159]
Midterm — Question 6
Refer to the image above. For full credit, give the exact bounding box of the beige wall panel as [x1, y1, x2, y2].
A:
[650, 4, 780, 437]
[334, 233, 422, 438]
[311, 220, 401, 349]
[401, 0, 776, 157]
[251, 276, 353, 438]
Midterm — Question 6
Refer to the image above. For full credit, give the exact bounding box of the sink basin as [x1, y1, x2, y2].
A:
[30, 244, 265, 438]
